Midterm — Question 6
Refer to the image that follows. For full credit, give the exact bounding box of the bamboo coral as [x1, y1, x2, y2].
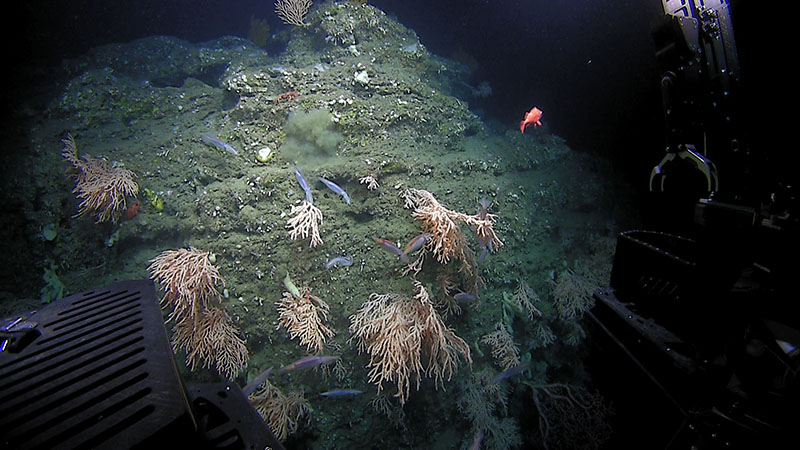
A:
[530, 383, 614, 449]
[276, 286, 336, 354]
[249, 380, 311, 441]
[286, 200, 324, 247]
[275, 0, 313, 27]
[513, 281, 544, 320]
[348, 281, 471, 404]
[61, 133, 139, 223]
[172, 306, 249, 378]
[359, 173, 379, 190]
[402, 188, 503, 268]
[481, 325, 521, 370]
[551, 269, 597, 320]
[148, 247, 248, 378]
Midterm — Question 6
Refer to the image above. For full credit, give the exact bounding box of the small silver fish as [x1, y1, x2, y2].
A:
[372, 237, 409, 263]
[292, 166, 313, 204]
[319, 389, 363, 397]
[453, 291, 476, 302]
[201, 133, 238, 155]
[491, 361, 531, 384]
[318, 176, 351, 205]
[404, 233, 432, 255]
[325, 256, 353, 270]
[242, 367, 273, 396]
[278, 355, 339, 372]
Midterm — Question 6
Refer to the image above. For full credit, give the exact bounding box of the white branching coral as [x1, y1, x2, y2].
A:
[276, 286, 335, 354]
[286, 200, 324, 247]
[348, 281, 471, 404]
[249, 380, 311, 441]
[403, 188, 503, 263]
[551, 269, 597, 320]
[275, 0, 313, 27]
[148, 247, 248, 379]
[480, 324, 521, 370]
[359, 173, 380, 190]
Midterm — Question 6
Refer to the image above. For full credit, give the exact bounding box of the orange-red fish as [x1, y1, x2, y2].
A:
[124, 200, 140, 220]
[520, 106, 543, 133]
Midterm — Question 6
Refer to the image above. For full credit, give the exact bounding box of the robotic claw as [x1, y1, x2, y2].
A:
[650, 143, 719, 194]
[589, 1, 799, 449]
[649, 0, 738, 199]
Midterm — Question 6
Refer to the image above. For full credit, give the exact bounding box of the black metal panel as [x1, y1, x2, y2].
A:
[187, 382, 284, 450]
[0, 280, 193, 450]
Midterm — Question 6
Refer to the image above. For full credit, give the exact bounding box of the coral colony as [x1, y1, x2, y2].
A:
[148, 247, 248, 379]
[62, 133, 139, 224]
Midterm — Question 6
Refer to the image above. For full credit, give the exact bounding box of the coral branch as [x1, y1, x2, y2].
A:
[275, 0, 312, 27]
[348, 281, 471, 404]
[62, 133, 138, 223]
[276, 286, 336, 354]
[481, 324, 521, 370]
[551, 269, 597, 320]
[286, 200, 324, 247]
[148, 247, 248, 378]
[249, 380, 311, 441]
[359, 173, 380, 190]
[402, 188, 503, 273]
[529, 383, 614, 450]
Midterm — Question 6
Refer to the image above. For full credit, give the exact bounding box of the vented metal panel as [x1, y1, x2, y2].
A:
[0, 280, 192, 450]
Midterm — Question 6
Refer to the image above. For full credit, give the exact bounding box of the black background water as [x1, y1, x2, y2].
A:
[4, 0, 772, 199]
